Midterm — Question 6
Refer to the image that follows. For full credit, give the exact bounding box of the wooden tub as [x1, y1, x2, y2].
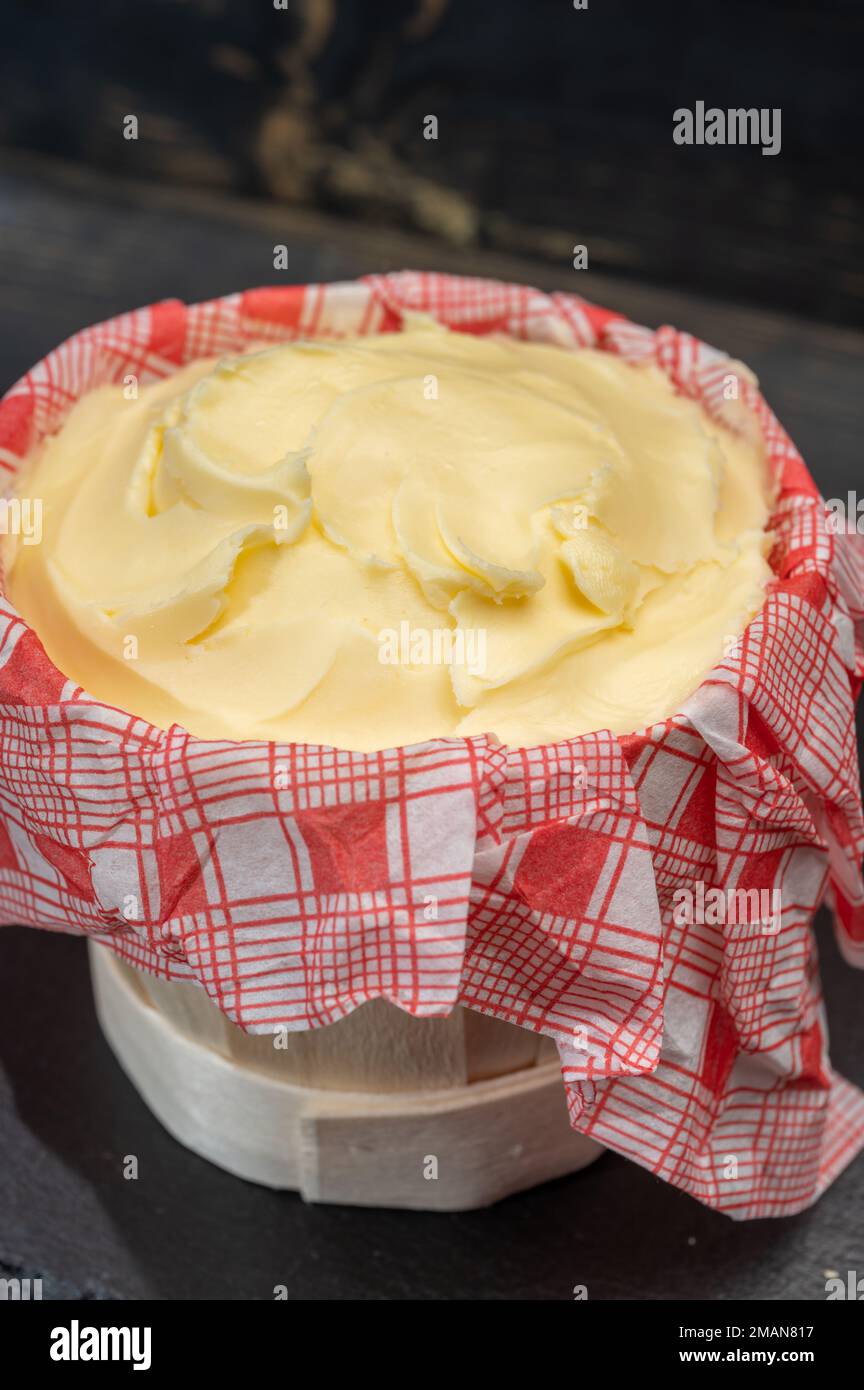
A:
[89, 942, 603, 1210]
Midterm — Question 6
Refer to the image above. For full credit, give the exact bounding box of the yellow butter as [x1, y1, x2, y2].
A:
[5, 321, 772, 749]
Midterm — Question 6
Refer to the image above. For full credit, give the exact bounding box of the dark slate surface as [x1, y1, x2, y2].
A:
[0, 156, 862, 1301]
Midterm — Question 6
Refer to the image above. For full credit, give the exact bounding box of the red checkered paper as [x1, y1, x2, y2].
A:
[1, 272, 863, 1219]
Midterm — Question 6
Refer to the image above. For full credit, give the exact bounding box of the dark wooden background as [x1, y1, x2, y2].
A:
[0, 0, 863, 1303]
[1, 0, 862, 325]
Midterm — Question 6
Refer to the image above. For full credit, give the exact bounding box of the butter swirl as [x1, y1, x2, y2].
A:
[5, 320, 772, 749]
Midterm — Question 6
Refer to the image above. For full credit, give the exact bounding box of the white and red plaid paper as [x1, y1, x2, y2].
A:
[1, 272, 863, 1218]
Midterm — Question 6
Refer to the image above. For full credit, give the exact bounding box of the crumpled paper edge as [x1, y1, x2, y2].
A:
[1, 271, 862, 1219]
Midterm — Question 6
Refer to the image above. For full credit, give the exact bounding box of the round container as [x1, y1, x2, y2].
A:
[3, 272, 863, 1220]
[89, 942, 603, 1208]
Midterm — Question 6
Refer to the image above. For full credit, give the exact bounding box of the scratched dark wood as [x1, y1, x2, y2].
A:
[0, 155, 862, 1302]
[0, 0, 862, 327]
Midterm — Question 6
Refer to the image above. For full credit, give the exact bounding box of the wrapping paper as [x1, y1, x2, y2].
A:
[1, 271, 863, 1219]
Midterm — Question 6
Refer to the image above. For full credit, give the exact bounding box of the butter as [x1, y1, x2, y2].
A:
[4, 320, 772, 749]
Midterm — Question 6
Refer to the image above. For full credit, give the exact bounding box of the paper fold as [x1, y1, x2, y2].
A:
[1, 271, 862, 1219]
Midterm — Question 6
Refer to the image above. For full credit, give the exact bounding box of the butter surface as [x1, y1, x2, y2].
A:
[5, 321, 772, 749]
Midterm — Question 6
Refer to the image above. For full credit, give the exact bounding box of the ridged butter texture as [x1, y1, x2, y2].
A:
[5, 320, 772, 750]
